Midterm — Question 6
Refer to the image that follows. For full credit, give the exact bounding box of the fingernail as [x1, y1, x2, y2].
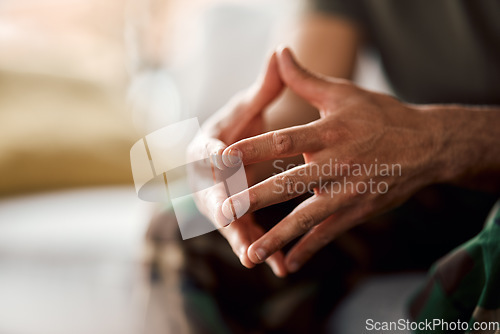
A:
[221, 199, 235, 220]
[279, 47, 296, 67]
[210, 153, 221, 170]
[255, 248, 267, 262]
[268, 259, 282, 278]
[288, 261, 300, 273]
[233, 197, 248, 218]
[276, 44, 288, 54]
[215, 205, 232, 228]
[227, 148, 242, 166]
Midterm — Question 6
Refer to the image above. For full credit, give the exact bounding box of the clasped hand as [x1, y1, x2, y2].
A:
[188, 47, 445, 277]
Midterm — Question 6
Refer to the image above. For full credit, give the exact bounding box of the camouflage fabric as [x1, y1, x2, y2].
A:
[145, 197, 360, 334]
[409, 200, 500, 334]
[144, 185, 496, 333]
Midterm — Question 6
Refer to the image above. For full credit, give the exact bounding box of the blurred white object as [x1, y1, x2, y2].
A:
[171, 0, 300, 123]
[0, 187, 154, 334]
[127, 69, 182, 133]
[124, 0, 183, 134]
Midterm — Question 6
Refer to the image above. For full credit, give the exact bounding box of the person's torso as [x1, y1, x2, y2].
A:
[362, 0, 500, 104]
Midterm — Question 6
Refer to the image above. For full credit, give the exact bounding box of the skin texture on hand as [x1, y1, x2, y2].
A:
[186, 13, 363, 278]
[187, 52, 288, 277]
[191, 45, 500, 277]
[220, 48, 458, 274]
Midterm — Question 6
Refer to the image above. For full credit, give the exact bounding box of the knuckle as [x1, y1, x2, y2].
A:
[271, 131, 293, 156]
[248, 190, 259, 210]
[319, 119, 341, 140]
[336, 159, 353, 176]
[267, 236, 285, 252]
[319, 127, 338, 144]
[305, 124, 323, 148]
[320, 120, 351, 144]
[278, 173, 298, 199]
[295, 212, 315, 232]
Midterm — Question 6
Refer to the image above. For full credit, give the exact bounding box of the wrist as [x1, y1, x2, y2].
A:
[408, 104, 452, 184]
[413, 104, 487, 185]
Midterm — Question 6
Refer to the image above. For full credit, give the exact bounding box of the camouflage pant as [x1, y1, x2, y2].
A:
[410, 200, 500, 334]
[146, 185, 498, 334]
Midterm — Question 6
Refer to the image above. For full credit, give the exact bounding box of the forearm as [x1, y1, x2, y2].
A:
[427, 104, 500, 192]
[265, 13, 361, 130]
[252, 13, 361, 183]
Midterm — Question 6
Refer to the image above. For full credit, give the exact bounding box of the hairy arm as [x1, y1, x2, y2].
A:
[428, 104, 500, 193]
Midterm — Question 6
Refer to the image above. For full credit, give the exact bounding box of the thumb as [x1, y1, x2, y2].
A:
[276, 47, 333, 109]
[245, 51, 285, 115]
[217, 51, 284, 144]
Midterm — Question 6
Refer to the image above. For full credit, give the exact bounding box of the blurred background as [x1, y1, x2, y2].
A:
[0, 0, 399, 333]
[0, 1, 292, 333]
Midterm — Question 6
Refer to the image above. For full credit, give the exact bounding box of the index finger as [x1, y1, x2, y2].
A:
[247, 195, 333, 264]
[222, 124, 323, 166]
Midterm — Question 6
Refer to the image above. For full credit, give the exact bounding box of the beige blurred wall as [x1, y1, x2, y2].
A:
[0, 0, 268, 196]
[0, 0, 137, 196]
